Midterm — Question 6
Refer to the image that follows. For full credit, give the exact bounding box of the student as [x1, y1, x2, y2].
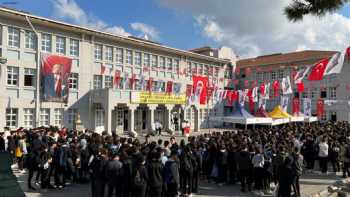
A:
[147, 151, 163, 197]
[90, 148, 108, 197]
[318, 137, 329, 174]
[164, 151, 180, 197]
[132, 154, 148, 197]
[105, 149, 123, 197]
[236, 145, 252, 192]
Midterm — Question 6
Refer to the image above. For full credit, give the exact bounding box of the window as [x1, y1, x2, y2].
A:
[69, 73, 79, 90]
[6, 108, 17, 128]
[143, 53, 150, 67]
[70, 39, 79, 56]
[215, 67, 220, 77]
[56, 36, 66, 54]
[126, 50, 133, 64]
[187, 62, 192, 76]
[198, 64, 203, 75]
[39, 109, 50, 127]
[23, 108, 34, 128]
[271, 71, 276, 80]
[167, 58, 172, 71]
[151, 55, 158, 68]
[135, 52, 141, 66]
[7, 66, 19, 86]
[95, 106, 105, 127]
[278, 70, 284, 79]
[204, 65, 209, 75]
[174, 59, 179, 74]
[311, 88, 317, 99]
[8, 27, 20, 48]
[330, 111, 337, 121]
[41, 33, 52, 52]
[105, 46, 113, 62]
[160, 56, 166, 69]
[25, 31, 36, 49]
[94, 44, 102, 60]
[68, 108, 77, 125]
[329, 87, 337, 99]
[54, 108, 63, 127]
[93, 75, 102, 89]
[24, 68, 35, 87]
[105, 76, 113, 88]
[115, 48, 123, 64]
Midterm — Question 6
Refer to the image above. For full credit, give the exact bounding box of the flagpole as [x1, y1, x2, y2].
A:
[25, 15, 41, 128]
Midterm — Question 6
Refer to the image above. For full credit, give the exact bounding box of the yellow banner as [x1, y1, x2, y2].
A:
[131, 92, 186, 104]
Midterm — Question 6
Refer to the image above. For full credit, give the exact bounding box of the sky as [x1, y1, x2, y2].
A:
[5, 0, 350, 58]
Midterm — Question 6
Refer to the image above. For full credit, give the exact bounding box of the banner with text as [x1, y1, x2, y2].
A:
[131, 92, 186, 104]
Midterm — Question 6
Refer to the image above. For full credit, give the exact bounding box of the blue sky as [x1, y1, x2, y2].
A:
[4, 0, 350, 57]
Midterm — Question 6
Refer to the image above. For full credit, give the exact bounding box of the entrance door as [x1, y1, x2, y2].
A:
[116, 107, 124, 133]
[142, 109, 147, 130]
[123, 109, 128, 132]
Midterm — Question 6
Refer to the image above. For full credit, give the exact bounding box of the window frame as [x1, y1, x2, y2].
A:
[24, 68, 35, 87]
[7, 66, 19, 86]
[41, 33, 52, 52]
[8, 27, 20, 48]
[25, 30, 36, 50]
[94, 44, 103, 61]
[69, 38, 79, 57]
[55, 36, 66, 55]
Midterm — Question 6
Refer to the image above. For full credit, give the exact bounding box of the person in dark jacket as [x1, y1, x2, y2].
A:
[164, 151, 180, 197]
[291, 147, 303, 197]
[121, 151, 133, 197]
[217, 144, 228, 185]
[105, 149, 123, 197]
[90, 147, 108, 197]
[278, 156, 295, 197]
[147, 151, 163, 197]
[180, 145, 194, 196]
[40, 144, 52, 189]
[132, 154, 148, 197]
[0, 132, 5, 152]
[236, 145, 252, 192]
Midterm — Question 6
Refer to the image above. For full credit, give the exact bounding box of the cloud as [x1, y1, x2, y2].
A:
[131, 22, 160, 41]
[52, 0, 131, 37]
[158, 0, 350, 58]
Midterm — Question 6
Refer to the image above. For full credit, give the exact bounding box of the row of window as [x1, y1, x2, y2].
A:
[187, 61, 219, 77]
[7, 26, 79, 56]
[5, 108, 77, 128]
[301, 87, 337, 99]
[94, 44, 181, 71]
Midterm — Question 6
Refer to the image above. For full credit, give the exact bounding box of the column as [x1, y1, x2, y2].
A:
[165, 105, 174, 132]
[148, 105, 156, 131]
[128, 105, 137, 137]
[104, 107, 112, 135]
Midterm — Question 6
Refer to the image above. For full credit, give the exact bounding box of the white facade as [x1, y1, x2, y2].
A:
[0, 7, 230, 135]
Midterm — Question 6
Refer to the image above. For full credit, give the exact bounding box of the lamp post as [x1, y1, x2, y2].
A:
[25, 15, 40, 127]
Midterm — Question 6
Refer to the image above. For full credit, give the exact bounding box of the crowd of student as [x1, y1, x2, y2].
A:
[1, 121, 350, 197]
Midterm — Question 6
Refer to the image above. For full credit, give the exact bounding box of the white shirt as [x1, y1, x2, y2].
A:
[318, 142, 329, 158]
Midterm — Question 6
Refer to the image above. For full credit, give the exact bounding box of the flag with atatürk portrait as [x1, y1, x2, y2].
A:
[41, 53, 72, 103]
[193, 75, 208, 105]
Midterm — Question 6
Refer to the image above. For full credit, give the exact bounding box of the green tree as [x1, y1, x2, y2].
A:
[285, 0, 348, 22]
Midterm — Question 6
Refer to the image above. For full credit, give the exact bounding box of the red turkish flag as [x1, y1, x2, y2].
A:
[186, 85, 192, 97]
[114, 70, 121, 87]
[292, 97, 300, 115]
[249, 96, 255, 114]
[317, 99, 325, 117]
[129, 74, 136, 89]
[232, 90, 238, 102]
[296, 82, 305, 93]
[193, 75, 208, 104]
[346, 47, 350, 60]
[273, 80, 280, 97]
[308, 58, 329, 81]
[147, 77, 153, 92]
[166, 81, 173, 94]
[226, 90, 233, 106]
[260, 83, 265, 96]
[100, 63, 106, 75]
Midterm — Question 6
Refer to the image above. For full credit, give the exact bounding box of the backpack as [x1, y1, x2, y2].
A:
[133, 167, 146, 187]
[163, 161, 174, 184]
